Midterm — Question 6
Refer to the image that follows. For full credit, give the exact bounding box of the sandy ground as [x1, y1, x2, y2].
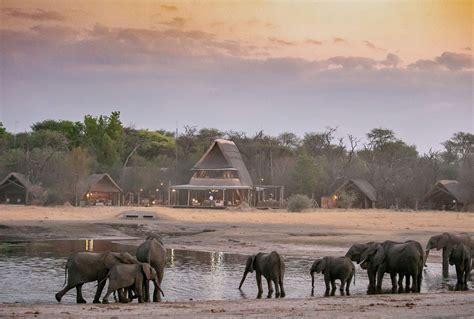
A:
[0, 205, 473, 318]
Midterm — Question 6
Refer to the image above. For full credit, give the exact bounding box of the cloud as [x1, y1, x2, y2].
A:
[268, 37, 295, 46]
[2, 7, 65, 21]
[160, 5, 178, 11]
[161, 17, 187, 28]
[333, 37, 345, 44]
[380, 53, 401, 68]
[306, 39, 322, 45]
[363, 40, 385, 51]
[326, 56, 377, 69]
[408, 52, 473, 71]
[435, 52, 473, 71]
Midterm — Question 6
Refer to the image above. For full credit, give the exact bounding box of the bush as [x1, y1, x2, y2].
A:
[287, 194, 312, 212]
[337, 190, 358, 209]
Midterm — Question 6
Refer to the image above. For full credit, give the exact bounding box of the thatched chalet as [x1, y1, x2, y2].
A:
[77, 173, 122, 206]
[326, 179, 377, 209]
[171, 139, 253, 207]
[0, 172, 45, 205]
[422, 180, 471, 211]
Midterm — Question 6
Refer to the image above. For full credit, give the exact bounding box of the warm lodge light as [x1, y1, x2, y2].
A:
[333, 194, 338, 200]
[86, 193, 90, 198]
[172, 189, 176, 192]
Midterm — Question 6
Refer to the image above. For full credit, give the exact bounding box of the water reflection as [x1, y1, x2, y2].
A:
[0, 240, 470, 304]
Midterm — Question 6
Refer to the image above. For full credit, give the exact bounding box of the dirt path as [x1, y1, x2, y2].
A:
[0, 205, 473, 318]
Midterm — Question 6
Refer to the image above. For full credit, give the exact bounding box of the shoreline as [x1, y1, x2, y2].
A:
[0, 205, 473, 318]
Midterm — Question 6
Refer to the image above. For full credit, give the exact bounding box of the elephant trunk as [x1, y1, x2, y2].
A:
[239, 271, 248, 289]
[424, 249, 430, 267]
[311, 271, 315, 288]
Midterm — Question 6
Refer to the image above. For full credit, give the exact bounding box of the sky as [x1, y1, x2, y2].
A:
[0, 0, 472, 153]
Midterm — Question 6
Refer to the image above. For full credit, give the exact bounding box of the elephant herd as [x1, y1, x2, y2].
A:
[56, 234, 165, 304]
[55, 232, 472, 304]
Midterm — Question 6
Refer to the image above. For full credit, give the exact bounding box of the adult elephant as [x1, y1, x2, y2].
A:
[238, 251, 285, 298]
[346, 242, 378, 294]
[361, 240, 424, 293]
[136, 234, 166, 302]
[425, 233, 472, 279]
[55, 251, 138, 303]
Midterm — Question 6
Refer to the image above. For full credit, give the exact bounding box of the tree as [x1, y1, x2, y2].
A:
[83, 111, 124, 168]
[289, 153, 318, 197]
[31, 120, 84, 148]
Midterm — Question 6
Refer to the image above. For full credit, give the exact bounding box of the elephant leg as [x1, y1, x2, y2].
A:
[266, 279, 273, 298]
[340, 280, 345, 296]
[324, 277, 330, 297]
[405, 275, 411, 293]
[398, 275, 404, 293]
[376, 271, 384, 294]
[442, 248, 449, 279]
[346, 276, 351, 296]
[367, 270, 376, 294]
[455, 265, 462, 290]
[273, 279, 281, 298]
[143, 280, 150, 302]
[330, 279, 336, 296]
[55, 283, 76, 302]
[279, 279, 285, 298]
[256, 274, 263, 299]
[390, 273, 397, 293]
[153, 270, 164, 302]
[93, 278, 107, 303]
[76, 284, 87, 303]
[102, 288, 113, 304]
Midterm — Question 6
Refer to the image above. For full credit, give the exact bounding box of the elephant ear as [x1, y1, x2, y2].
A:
[141, 263, 152, 280]
[315, 258, 327, 273]
[116, 252, 137, 264]
[436, 233, 449, 250]
[246, 256, 256, 273]
[372, 245, 385, 267]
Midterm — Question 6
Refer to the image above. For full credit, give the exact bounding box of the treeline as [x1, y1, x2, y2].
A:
[0, 111, 472, 207]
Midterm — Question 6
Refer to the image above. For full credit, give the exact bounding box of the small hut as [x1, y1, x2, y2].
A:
[326, 179, 377, 209]
[422, 180, 471, 211]
[171, 139, 254, 207]
[77, 174, 122, 206]
[0, 172, 45, 205]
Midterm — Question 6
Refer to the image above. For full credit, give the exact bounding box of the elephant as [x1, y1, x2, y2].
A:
[448, 243, 472, 290]
[425, 232, 472, 279]
[55, 251, 138, 303]
[102, 263, 164, 304]
[346, 242, 378, 294]
[361, 240, 424, 293]
[136, 234, 166, 302]
[310, 256, 355, 296]
[238, 251, 285, 298]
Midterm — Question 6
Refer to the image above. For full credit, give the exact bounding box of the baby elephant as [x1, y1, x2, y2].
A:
[102, 263, 163, 303]
[310, 256, 355, 296]
[238, 251, 285, 298]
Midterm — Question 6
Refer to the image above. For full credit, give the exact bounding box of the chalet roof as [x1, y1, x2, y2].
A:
[334, 179, 377, 202]
[423, 180, 471, 204]
[0, 172, 44, 197]
[186, 139, 253, 188]
[77, 173, 122, 195]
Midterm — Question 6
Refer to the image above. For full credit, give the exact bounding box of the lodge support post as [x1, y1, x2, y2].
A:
[187, 189, 190, 206]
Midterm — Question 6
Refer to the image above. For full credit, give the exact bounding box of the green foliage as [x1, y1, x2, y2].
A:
[83, 111, 124, 167]
[287, 194, 312, 212]
[289, 153, 318, 197]
[31, 120, 84, 148]
[337, 190, 358, 209]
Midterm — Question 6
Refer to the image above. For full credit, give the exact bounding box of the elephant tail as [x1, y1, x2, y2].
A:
[353, 267, 356, 285]
[278, 253, 285, 283]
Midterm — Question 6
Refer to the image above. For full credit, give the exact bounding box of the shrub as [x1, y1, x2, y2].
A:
[337, 190, 358, 209]
[287, 194, 312, 212]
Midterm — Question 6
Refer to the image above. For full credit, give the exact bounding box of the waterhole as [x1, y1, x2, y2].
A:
[0, 239, 467, 304]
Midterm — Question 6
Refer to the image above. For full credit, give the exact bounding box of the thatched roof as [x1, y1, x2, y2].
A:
[334, 179, 377, 202]
[173, 139, 253, 190]
[77, 173, 122, 196]
[423, 180, 471, 204]
[0, 172, 44, 197]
